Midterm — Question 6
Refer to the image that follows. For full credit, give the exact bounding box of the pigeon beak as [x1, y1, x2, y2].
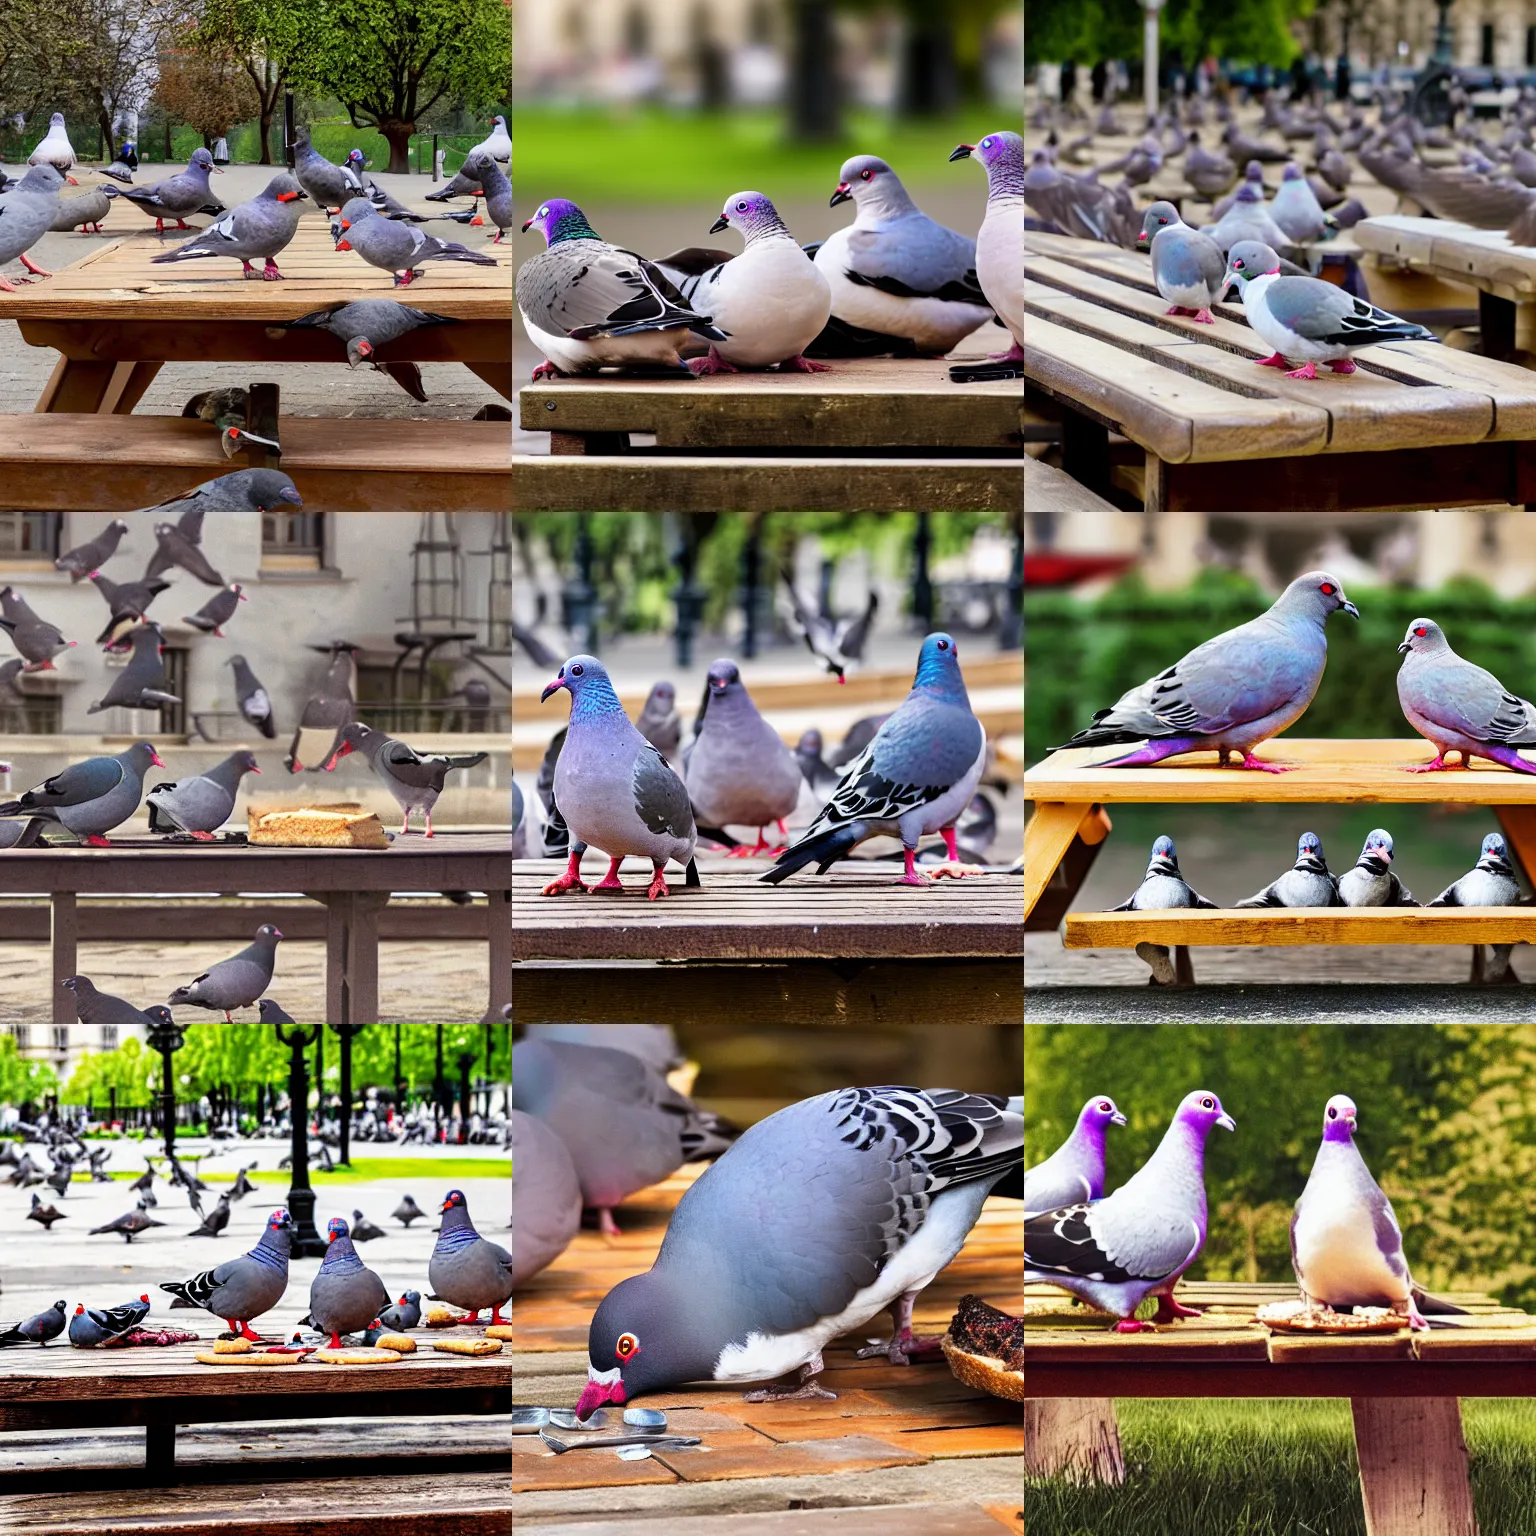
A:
[66, 174, 78, 186]
[830, 183, 852, 207]
[710, 214, 730, 233]
[250, 766, 262, 775]
[521, 218, 535, 233]
[575, 1369, 626, 1421]
[1135, 233, 1149, 249]
[949, 144, 975, 162]
[1217, 1112, 1237, 1132]
[277, 191, 302, 202]
[1111, 1111, 1128, 1126]
[1398, 640, 1411, 654]
[336, 239, 352, 251]
[339, 219, 351, 231]
[149, 751, 166, 768]
[1342, 600, 1361, 619]
[540, 674, 568, 703]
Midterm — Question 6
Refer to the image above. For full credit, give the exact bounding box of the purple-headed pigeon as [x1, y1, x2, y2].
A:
[1024, 1095, 1126, 1214]
[949, 131, 1022, 363]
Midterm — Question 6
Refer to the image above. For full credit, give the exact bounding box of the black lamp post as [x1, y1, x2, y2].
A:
[434, 1021, 447, 1140]
[273, 1019, 326, 1258]
[912, 513, 934, 629]
[671, 522, 706, 670]
[394, 1021, 404, 1118]
[562, 515, 598, 653]
[456, 1051, 476, 1144]
[331, 1023, 365, 1167]
[146, 1015, 184, 1159]
[1412, 0, 1458, 125]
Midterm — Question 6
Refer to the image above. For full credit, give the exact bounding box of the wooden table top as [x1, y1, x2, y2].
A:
[511, 864, 1024, 961]
[1355, 215, 1536, 302]
[1025, 737, 1536, 804]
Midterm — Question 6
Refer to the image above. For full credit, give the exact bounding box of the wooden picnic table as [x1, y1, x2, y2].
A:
[1026, 1279, 1532, 1533]
[1025, 227, 1536, 511]
[0, 832, 511, 1024]
[511, 863, 1023, 1027]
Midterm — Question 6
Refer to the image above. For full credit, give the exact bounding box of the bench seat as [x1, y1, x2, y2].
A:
[1065, 907, 1536, 949]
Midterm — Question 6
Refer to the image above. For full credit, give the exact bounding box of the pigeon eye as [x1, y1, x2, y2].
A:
[1200, 1097, 1214, 1110]
[1098, 1101, 1111, 1112]
[937, 639, 949, 650]
[860, 169, 872, 180]
[538, 206, 549, 218]
[982, 137, 993, 148]
[1320, 582, 1335, 595]
[736, 201, 748, 212]
[1414, 626, 1426, 636]
[570, 664, 584, 677]
[615, 1332, 639, 1360]
[1328, 1106, 1338, 1118]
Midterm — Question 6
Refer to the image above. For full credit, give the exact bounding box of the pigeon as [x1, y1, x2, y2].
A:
[1395, 617, 1536, 774]
[511, 1108, 582, 1285]
[68, 1295, 150, 1347]
[1054, 572, 1358, 768]
[102, 152, 135, 183]
[1210, 159, 1268, 221]
[1224, 240, 1440, 380]
[133, 467, 302, 522]
[794, 728, 838, 793]
[512, 1036, 738, 1236]
[161, 1208, 293, 1340]
[376, 1290, 422, 1330]
[229, 1163, 258, 1201]
[635, 681, 682, 762]
[87, 624, 181, 714]
[1183, 131, 1238, 198]
[656, 191, 831, 373]
[1223, 121, 1288, 164]
[1111, 835, 1218, 910]
[1137, 202, 1227, 323]
[1024, 1095, 1127, 1214]
[90, 572, 171, 649]
[0, 584, 75, 670]
[8, 1154, 42, 1187]
[118, 148, 222, 231]
[427, 1190, 513, 1324]
[151, 173, 308, 278]
[1428, 833, 1521, 908]
[1337, 830, 1417, 907]
[1270, 161, 1335, 243]
[539, 655, 700, 900]
[90, 1206, 165, 1242]
[1236, 832, 1342, 908]
[130, 1166, 155, 1194]
[810, 154, 992, 356]
[332, 196, 496, 285]
[685, 660, 802, 854]
[763, 633, 986, 886]
[275, 299, 457, 403]
[0, 657, 27, 704]
[166, 924, 283, 1021]
[1026, 1091, 1235, 1330]
[350, 1209, 385, 1242]
[229, 655, 277, 740]
[55, 520, 129, 582]
[1201, 182, 1300, 259]
[190, 1192, 231, 1238]
[0, 742, 162, 845]
[517, 198, 726, 377]
[321, 721, 487, 836]
[949, 131, 1023, 363]
[469, 114, 510, 165]
[50, 184, 117, 234]
[458, 149, 511, 242]
[781, 571, 877, 682]
[286, 644, 357, 773]
[0, 1300, 67, 1347]
[308, 1217, 390, 1348]
[290, 130, 367, 211]
[183, 583, 245, 635]
[145, 515, 224, 588]
[1291, 1095, 1460, 1331]
[0, 164, 72, 290]
[576, 1087, 1022, 1415]
[28, 113, 75, 172]
[424, 163, 485, 202]
[146, 750, 261, 840]
[391, 1195, 426, 1228]
[27, 1194, 65, 1229]
[44, 1164, 72, 1198]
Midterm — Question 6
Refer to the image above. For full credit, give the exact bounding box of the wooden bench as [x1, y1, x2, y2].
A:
[1024, 454, 1120, 513]
[1024, 228, 1536, 511]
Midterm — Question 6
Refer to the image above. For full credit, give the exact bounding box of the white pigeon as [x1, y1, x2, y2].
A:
[468, 115, 510, 165]
[29, 112, 76, 174]
[950, 130, 1023, 362]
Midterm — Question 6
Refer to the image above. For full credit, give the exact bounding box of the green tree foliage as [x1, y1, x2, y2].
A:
[0, 1036, 57, 1108]
[1025, 0, 1311, 68]
[189, 0, 315, 164]
[61, 1036, 157, 1108]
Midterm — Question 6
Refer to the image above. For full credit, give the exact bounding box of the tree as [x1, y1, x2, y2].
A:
[0, 1035, 57, 1108]
[157, 41, 259, 143]
[290, 0, 511, 174]
[61, 1036, 156, 1108]
[190, 0, 312, 164]
[1025, 0, 1311, 70]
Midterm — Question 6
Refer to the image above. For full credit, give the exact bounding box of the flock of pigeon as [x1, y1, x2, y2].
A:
[511, 1024, 1022, 1414]
[515, 131, 1024, 379]
[1025, 1090, 1461, 1333]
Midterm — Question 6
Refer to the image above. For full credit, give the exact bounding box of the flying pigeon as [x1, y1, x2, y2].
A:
[685, 660, 802, 855]
[89, 1205, 165, 1242]
[1337, 829, 1417, 907]
[146, 749, 261, 839]
[134, 467, 302, 522]
[428, 1190, 512, 1324]
[511, 1108, 582, 1285]
[949, 131, 1023, 364]
[1396, 617, 1536, 774]
[28, 113, 75, 172]
[458, 150, 511, 242]
[117, 148, 222, 232]
[161, 1208, 293, 1340]
[69, 1295, 150, 1347]
[575, 1086, 1022, 1416]
[286, 644, 357, 773]
[27, 1194, 65, 1230]
[0, 164, 72, 290]
[332, 196, 496, 285]
[512, 1036, 738, 1236]
[1110, 834, 1219, 911]
[0, 742, 162, 845]
[189, 1192, 232, 1238]
[1024, 1095, 1127, 1214]
[1225, 240, 1439, 380]
[55, 519, 129, 582]
[0, 1300, 66, 1346]
[1055, 572, 1358, 769]
[1137, 202, 1227, 323]
[308, 1217, 390, 1348]
[43, 1164, 71, 1198]
[183, 583, 245, 637]
[808, 154, 990, 357]
[146, 515, 224, 588]
[1236, 832, 1342, 907]
[130, 1166, 155, 1194]
[376, 1290, 422, 1330]
[50, 184, 117, 234]
[781, 571, 877, 682]
[539, 655, 700, 900]
[290, 130, 367, 211]
[1428, 833, 1521, 908]
[468, 114, 510, 165]
[166, 923, 283, 1020]
[517, 198, 726, 377]
[87, 624, 181, 715]
[391, 1195, 426, 1228]
[1270, 161, 1336, 243]
[1026, 1091, 1235, 1330]
[150, 173, 308, 278]
[656, 191, 831, 374]
[0, 584, 75, 670]
[90, 572, 171, 649]
[763, 633, 986, 886]
[321, 721, 487, 837]
[229, 654, 277, 739]
[275, 299, 458, 402]
[350, 1209, 385, 1242]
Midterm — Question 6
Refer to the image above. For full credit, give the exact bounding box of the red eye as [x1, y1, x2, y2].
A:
[1320, 583, 1335, 595]
[1099, 1101, 1111, 1112]
[860, 169, 872, 180]
[1415, 626, 1426, 636]
[615, 1332, 639, 1360]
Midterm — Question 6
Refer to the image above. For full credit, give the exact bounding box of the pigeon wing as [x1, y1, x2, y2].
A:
[631, 744, 693, 840]
[1026, 1199, 1202, 1286]
[518, 244, 710, 339]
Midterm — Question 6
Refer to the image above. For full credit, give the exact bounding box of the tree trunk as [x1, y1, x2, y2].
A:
[787, 0, 840, 142]
[379, 119, 414, 174]
[258, 106, 274, 165]
[96, 107, 115, 163]
[897, 9, 958, 118]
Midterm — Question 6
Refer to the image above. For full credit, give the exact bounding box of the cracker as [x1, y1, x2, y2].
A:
[314, 1346, 402, 1365]
[212, 1337, 253, 1355]
[485, 1325, 515, 1342]
[195, 1350, 303, 1366]
[432, 1338, 503, 1357]
[425, 1308, 468, 1328]
[373, 1332, 416, 1353]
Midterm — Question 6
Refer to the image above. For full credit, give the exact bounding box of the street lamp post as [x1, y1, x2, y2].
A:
[146, 1015, 183, 1160]
[273, 1019, 326, 1258]
[456, 1051, 476, 1144]
[331, 1023, 365, 1167]
[1144, 0, 1166, 119]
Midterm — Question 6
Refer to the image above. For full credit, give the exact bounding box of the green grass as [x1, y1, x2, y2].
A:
[104, 1156, 506, 1186]
[1028, 1400, 1536, 1535]
[513, 105, 1010, 203]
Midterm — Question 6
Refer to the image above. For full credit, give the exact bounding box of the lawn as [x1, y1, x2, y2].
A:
[102, 1156, 507, 1187]
[513, 105, 1010, 203]
[1027, 1399, 1536, 1536]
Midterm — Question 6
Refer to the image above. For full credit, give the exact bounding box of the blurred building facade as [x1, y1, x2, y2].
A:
[1304, 0, 1536, 72]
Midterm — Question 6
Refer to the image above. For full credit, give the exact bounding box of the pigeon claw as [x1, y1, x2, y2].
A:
[83, 835, 112, 848]
[1256, 352, 1291, 369]
[1152, 1292, 1203, 1322]
[261, 260, 283, 281]
[531, 360, 563, 381]
[1112, 1319, 1157, 1333]
[687, 347, 738, 377]
[1238, 752, 1294, 773]
[1404, 753, 1465, 773]
[644, 869, 671, 901]
[1329, 359, 1357, 374]
[781, 355, 831, 373]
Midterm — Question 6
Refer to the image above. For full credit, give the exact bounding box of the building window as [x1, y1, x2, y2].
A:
[0, 691, 61, 734]
[0, 512, 61, 559]
[101, 1025, 118, 1048]
[9, 1025, 27, 1049]
[52, 1026, 68, 1053]
[262, 510, 325, 561]
[1482, 22, 1495, 64]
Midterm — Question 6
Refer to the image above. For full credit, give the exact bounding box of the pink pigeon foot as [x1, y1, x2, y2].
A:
[898, 848, 928, 887]
[687, 346, 739, 376]
[1153, 1293, 1203, 1322]
[83, 835, 112, 847]
[240, 261, 258, 279]
[644, 867, 671, 900]
[589, 856, 626, 892]
[988, 340, 1025, 362]
[189, 831, 215, 843]
[1328, 359, 1357, 374]
[424, 810, 434, 838]
[1113, 1319, 1157, 1333]
[1238, 751, 1293, 773]
[541, 849, 586, 896]
[1256, 353, 1290, 369]
[19, 253, 51, 278]
[0, 276, 18, 293]
[262, 260, 283, 281]
[1285, 361, 1319, 379]
[531, 360, 562, 380]
[1404, 753, 1465, 773]
[597, 1208, 622, 1238]
[781, 354, 831, 372]
[1165, 304, 1190, 315]
[1190, 308, 1215, 323]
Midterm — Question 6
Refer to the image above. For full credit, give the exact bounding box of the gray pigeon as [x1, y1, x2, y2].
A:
[0, 741, 162, 844]
[321, 721, 487, 837]
[521, 1023, 682, 1073]
[68, 1295, 150, 1347]
[1270, 161, 1335, 243]
[1211, 159, 1266, 220]
[391, 1196, 425, 1228]
[133, 468, 302, 522]
[539, 655, 699, 899]
[151, 173, 309, 278]
[90, 571, 171, 649]
[1137, 201, 1227, 323]
[511, 1036, 737, 1234]
[27, 1194, 65, 1229]
[425, 164, 485, 202]
[190, 1192, 231, 1237]
[635, 682, 681, 761]
[376, 1290, 422, 1330]
[89, 1205, 164, 1242]
[1396, 617, 1536, 774]
[229, 654, 277, 740]
[290, 130, 367, 211]
[0, 164, 71, 289]
[511, 778, 527, 858]
[685, 660, 802, 853]
[55, 519, 129, 582]
[458, 150, 511, 242]
[1024, 1095, 1126, 1214]
[286, 644, 357, 773]
[1183, 131, 1238, 198]
[517, 198, 725, 377]
[276, 298, 458, 402]
[87, 624, 181, 715]
[0, 657, 26, 704]
[50, 184, 116, 234]
[1337, 830, 1417, 907]
[1236, 832, 1341, 908]
[146, 516, 224, 588]
[117, 148, 222, 231]
[950, 131, 1023, 362]
[61, 976, 158, 1024]
[350, 1209, 385, 1242]
[160, 1209, 293, 1338]
[0, 585, 75, 670]
[146, 750, 261, 839]
[308, 1217, 390, 1346]
[1429, 833, 1521, 908]
[1111, 835, 1218, 910]
[794, 728, 838, 793]
[575, 1087, 1021, 1416]
[183, 583, 245, 635]
[332, 196, 496, 284]
[511, 1108, 582, 1286]
[1202, 182, 1299, 258]
[1055, 572, 1358, 768]
[428, 1190, 513, 1323]
[781, 571, 878, 681]
[0, 1300, 66, 1346]
[166, 923, 283, 1020]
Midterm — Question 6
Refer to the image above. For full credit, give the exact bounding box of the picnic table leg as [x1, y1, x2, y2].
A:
[549, 429, 630, 455]
[464, 360, 514, 401]
[486, 888, 511, 1019]
[51, 892, 77, 1025]
[319, 892, 384, 1025]
[1024, 802, 1104, 923]
[1351, 1397, 1478, 1536]
[1025, 1398, 1125, 1485]
[35, 357, 161, 414]
[145, 1421, 175, 1479]
[1479, 291, 1517, 363]
[1060, 408, 1110, 501]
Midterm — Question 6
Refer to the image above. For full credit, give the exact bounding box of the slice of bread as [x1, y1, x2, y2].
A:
[248, 805, 389, 849]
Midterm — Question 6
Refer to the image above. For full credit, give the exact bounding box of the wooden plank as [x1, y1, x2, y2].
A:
[1064, 908, 1536, 949]
[654, 1433, 930, 1483]
[1352, 1398, 1478, 1536]
[0, 900, 496, 943]
[516, 1508, 1016, 1536]
[1270, 1333, 1417, 1366]
[1024, 455, 1120, 513]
